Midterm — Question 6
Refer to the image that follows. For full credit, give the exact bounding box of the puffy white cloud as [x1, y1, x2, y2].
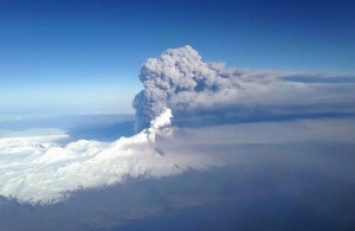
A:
[0, 109, 217, 204]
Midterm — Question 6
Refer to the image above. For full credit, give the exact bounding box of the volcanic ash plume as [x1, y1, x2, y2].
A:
[133, 45, 355, 131]
[133, 45, 241, 132]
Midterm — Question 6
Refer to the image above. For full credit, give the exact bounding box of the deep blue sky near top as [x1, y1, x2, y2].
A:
[1, 0, 354, 116]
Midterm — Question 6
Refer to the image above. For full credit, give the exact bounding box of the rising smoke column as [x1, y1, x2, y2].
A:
[133, 45, 241, 132]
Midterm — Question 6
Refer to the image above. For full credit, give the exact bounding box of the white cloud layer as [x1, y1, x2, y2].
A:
[0, 109, 217, 204]
[1, 115, 354, 205]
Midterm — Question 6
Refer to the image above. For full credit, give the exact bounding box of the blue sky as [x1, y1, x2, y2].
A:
[1, 0, 354, 116]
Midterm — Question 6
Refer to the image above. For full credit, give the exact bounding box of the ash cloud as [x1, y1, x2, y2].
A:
[133, 45, 236, 131]
[133, 45, 355, 131]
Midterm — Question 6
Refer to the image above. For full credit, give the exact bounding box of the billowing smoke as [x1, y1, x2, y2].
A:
[133, 45, 240, 131]
[132, 45, 287, 131]
[133, 45, 355, 131]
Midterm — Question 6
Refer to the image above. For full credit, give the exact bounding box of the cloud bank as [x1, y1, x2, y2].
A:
[0, 109, 216, 204]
